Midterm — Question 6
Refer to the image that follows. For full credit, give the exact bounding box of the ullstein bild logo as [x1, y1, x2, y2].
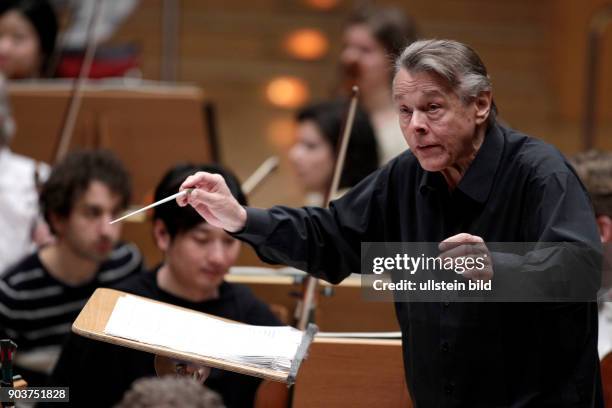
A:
[371, 278, 491, 292]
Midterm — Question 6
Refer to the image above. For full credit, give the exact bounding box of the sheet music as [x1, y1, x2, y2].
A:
[316, 331, 402, 339]
[104, 295, 304, 371]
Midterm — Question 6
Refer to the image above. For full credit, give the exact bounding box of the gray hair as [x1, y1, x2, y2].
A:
[0, 74, 16, 146]
[114, 376, 226, 408]
[395, 39, 497, 123]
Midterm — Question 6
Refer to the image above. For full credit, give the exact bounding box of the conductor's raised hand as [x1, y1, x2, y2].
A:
[439, 233, 493, 282]
[177, 172, 247, 233]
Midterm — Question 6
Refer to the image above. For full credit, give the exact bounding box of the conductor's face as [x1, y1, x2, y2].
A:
[163, 223, 241, 294]
[393, 68, 490, 176]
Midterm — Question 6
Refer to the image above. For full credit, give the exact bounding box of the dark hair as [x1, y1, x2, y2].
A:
[347, 5, 418, 61]
[40, 150, 131, 233]
[0, 0, 58, 76]
[296, 99, 379, 189]
[153, 163, 247, 239]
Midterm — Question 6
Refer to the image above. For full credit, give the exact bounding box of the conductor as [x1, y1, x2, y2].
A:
[178, 39, 603, 407]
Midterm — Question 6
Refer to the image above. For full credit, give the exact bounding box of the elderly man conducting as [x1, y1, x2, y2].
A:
[178, 40, 602, 407]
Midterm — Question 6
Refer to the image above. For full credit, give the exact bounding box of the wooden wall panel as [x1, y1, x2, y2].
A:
[12, 0, 611, 259]
[9, 84, 210, 201]
[104, 0, 612, 186]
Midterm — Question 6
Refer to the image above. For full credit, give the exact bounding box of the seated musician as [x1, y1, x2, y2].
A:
[0, 150, 143, 385]
[115, 376, 225, 408]
[46, 163, 281, 408]
[0, 0, 58, 79]
[289, 99, 379, 206]
[571, 150, 612, 358]
[0, 73, 51, 275]
[338, 4, 417, 165]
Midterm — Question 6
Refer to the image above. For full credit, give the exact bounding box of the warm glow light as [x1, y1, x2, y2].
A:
[284, 29, 329, 60]
[303, 0, 340, 10]
[266, 77, 310, 108]
[266, 117, 296, 149]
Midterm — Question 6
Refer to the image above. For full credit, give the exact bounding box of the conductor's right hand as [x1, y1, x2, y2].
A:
[177, 172, 247, 233]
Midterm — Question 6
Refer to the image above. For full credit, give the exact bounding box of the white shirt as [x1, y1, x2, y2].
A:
[599, 301, 612, 359]
[0, 148, 49, 274]
[52, 0, 140, 48]
[374, 112, 408, 165]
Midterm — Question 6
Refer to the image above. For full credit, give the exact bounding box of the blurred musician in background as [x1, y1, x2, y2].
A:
[115, 376, 225, 408]
[289, 99, 379, 206]
[0, 73, 51, 275]
[0, 0, 58, 79]
[339, 4, 417, 164]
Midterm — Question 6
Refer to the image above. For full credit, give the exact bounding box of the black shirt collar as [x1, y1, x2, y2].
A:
[419, 169, 446, 193]
[456, 123, 504, 203]
[418, 123, 504, 203]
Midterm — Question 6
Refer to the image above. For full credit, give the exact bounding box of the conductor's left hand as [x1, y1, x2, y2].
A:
[177, 172, 247, 233]
[439, 233, 494, 282]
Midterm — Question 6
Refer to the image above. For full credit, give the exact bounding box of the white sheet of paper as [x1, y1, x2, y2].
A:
[104, 295, 303, 370]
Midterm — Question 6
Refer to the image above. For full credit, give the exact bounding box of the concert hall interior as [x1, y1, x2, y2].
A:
[1, 0, 612, 407]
